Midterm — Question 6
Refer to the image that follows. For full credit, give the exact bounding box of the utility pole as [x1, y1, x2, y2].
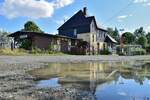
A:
[119, 29, 125, 54]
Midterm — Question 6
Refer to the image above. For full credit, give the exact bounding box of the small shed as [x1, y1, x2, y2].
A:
[104, 34, 117, 53]
[8, 31, 82, 53]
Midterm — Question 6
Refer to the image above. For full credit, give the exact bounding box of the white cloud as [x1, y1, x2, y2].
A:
[117, 14, 133, 22]
[144, 2, 150, 6]
[118, 92, 127, 96]
[117, 15, 128, 19]
[133, 0, 148, 3]
[55, 15, 69, 25]
[146, 26, 150, 32]
[133, 0, 150, 6]
[53, 0, 74, 8]
[55, 20, 65, 25]
[0, 0, 74, 19]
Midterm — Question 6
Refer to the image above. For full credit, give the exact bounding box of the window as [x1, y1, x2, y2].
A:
[74, 29, 77, 36]
[93, 34, 94, 42]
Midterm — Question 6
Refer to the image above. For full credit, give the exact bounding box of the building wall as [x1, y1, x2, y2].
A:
[59, 25, 90, 38]
[32, 35, 52, 49]
[77, 33, 90, 42]
[77, 32, 105, 54]
[32, 35, 77, 53]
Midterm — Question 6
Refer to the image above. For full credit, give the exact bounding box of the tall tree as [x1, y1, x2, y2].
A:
[146, 32, 150, 45]
[134, 27, 145, 38]
[113, 27, 120, 42]
[137, 36, 147, 48]
[23, 21, 43, 33]
[0, 30, 11, 48]
[107, 27, 114, 36]
[122, 32, 135, 44]
[107, 27, 120, 42]
[0, 30, 10, 43]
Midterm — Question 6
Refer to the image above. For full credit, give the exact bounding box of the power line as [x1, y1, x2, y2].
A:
[104, 0, 134, 24]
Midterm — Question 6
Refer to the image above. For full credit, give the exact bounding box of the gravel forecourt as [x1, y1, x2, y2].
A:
[0, 55, 150, 100]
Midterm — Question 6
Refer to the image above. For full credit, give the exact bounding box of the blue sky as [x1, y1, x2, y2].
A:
[0, 0, 150, 34]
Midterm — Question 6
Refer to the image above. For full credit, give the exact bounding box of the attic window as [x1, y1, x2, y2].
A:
[74, 29, 77, 36]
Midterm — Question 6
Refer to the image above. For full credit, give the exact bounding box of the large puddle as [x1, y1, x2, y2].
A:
[29, 61, 150, 100]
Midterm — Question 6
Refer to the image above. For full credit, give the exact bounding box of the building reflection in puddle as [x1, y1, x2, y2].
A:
[29, 61, 150, 100]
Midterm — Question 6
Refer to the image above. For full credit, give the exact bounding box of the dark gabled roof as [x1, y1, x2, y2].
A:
[8, 31, 81, 40]
[58, 10, 96, 30]
[98, 27, 108, 32]
[57, 8, 108, 34]
[104, 34, 117, 43]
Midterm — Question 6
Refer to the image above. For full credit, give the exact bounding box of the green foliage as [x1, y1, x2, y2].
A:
[23, 21, 43, 33]
[48, 44, 59, 51]
[100, 49, 111, 55]
[146, 32, 150, 45]
[116, 45, 146, 56]
[19, 39, 32, 50]
[134, 27, 145, 38]
[146, 45, 150, 54]
[131, 48, 146, 55]
[0, 30, 10, 43]
[31, 47, 64, 55]
[137, 36, 147, 48]
[18, 21, 44, 49]
[122, 32, 135, 44]
[107, 27, 114, 35]
[107, 27, 120, 42]
[0, 48, 28, 55]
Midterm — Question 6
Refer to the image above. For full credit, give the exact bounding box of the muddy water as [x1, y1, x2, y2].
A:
[29, 61, 150, 100]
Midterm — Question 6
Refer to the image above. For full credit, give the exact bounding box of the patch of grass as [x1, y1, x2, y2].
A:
[0, 48, 28, 56]
[0, 48, 67, 56]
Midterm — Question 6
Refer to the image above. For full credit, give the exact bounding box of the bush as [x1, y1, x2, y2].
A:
[31, 47, 64, 55]
[31, 47, 42, 54]
[0, 48, 28, 55]
[100, 49, 111, 55]
[146, 45, 150, 54]
[131, 48, 146, 55]
[118, 52, 125, 56]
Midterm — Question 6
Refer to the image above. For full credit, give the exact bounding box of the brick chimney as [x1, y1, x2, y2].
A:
[83, 7, 87, 16]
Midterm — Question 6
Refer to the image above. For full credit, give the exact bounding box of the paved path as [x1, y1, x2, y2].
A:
[0, 55, 150, 64]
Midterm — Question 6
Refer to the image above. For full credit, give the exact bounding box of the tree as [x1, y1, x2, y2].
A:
[0, 30, 10, 43]
[107, 27, 114, 35]
[146, 32, 150, 45]
[107, 27, 120, 42]
[134, 27, 145, 38]
[137, 36, 147, 48]
[19, 21, 43, 50]
[23, 21, 43, 33]
[122, 32, 135, 44]
[113, 27, 120, 42]
[0, 30, 11, 48]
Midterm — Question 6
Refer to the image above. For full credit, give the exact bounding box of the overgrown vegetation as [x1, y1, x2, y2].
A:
[0, 48, 28, 55]
[100, 49, 112, 55]
[0, 30, 11, 48]
[108, 27, 150, 55]
[31, 47, 64, 55]
[19, 21, 44, 50]
[0, 48, 66, 56]
[22, 21, 43, 33]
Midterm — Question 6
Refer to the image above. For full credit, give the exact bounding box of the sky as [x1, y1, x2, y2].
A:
[0, 0, 150, 34]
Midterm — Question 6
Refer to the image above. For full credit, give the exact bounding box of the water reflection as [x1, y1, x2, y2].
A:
[30, 62, 150, 100]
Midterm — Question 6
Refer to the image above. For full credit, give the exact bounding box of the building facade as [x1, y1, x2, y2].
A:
[8, 31, 84, 54]
[8, 7, 117, 55]
[58, 7, 117, 54]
